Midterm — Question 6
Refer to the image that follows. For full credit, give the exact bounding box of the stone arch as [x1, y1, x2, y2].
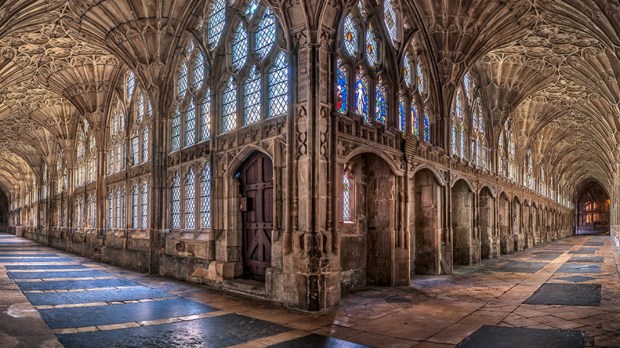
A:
[512, 196, 523, 251]
[479, 186, 496, 259]
[339, 152, 403, 288]
[413, 168, 446, 275]
[451, 179, 477, 265]
[498, 192, 512, 255]
[412, 164, 446, 186]
[342, 146, 404, 176]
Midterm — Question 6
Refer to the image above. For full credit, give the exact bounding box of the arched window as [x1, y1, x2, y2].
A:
[132, 184, 138, 228]
[56, 147, 67, 194]
[76, 120, 96, 187]
[200, 163, 212, 229]
[108, 192, 113, 228]
[185, 168, 196, 230]
[170, 172, 181, 229]
[172, 37, 208, 150]
[343, 170, 353, 222]
[172, 1, 288, 141]
[130, 91, 152, 166]
[115, 189, 120, 228]
[526, 148, 534, 189]
[450, 88, 466, 159]
[141, 182, 148, 229]
[337, 2, 391, 126]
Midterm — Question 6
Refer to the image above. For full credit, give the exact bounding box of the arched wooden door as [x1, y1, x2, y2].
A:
[238, 152, 273, 281]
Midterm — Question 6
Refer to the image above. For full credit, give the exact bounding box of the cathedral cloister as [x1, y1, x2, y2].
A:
[1, 0, 620, 347]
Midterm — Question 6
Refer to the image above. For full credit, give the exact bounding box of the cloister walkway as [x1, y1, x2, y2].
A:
[0, 233, 619, 347]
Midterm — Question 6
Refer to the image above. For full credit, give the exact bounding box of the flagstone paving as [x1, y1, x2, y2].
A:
[1, 233, 620, 347]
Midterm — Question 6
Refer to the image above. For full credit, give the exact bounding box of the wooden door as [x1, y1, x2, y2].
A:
[239, 153, 273, 281]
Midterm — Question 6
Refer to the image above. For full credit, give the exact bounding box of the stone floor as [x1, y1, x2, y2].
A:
[1, 234, 620, 347]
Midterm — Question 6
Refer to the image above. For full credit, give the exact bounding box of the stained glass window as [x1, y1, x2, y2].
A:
[375, 77, 387, 124]
[451, 123, 457, 155]
[141, 183, 148, 229]
[460, 128, 466, 159]
[200, 92, 211, 141]
[366, 27, 378, 67]
[464, 72, 473, 100]
[269, 52, 288, 117]
[244, 66, 261, 125]
[132, 184, 138, 228]
[336, 59, 348, 113]
[417, 63, 426, 96]
[171, 107, 181, 149]
[232, 23, 248, 71]
[184, 104, 196, 146]
[200, 164, 212, 229]
[403, 54, 413, 88]
[355, 68, 369, 121]
[343, 172, 352, 222]
[399, 94, 406, 132]
[343, 15, 359, 56]
[185, 168, 196, 230]
[423, 113, 430, 142]
[384, 0, 398, 45]
[171, 172, 181, 229]
[207, 0, 226, 49]
[245, 0, 259, 18]
[222, 78, 237, 132]
[412, 103, 419, 137]
[255, 8, 275, 60]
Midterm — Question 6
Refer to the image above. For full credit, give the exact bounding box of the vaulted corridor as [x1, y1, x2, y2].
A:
[2, 232, 620, 347]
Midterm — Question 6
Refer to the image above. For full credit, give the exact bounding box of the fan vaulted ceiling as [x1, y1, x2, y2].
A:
[0, 0, 618, 199]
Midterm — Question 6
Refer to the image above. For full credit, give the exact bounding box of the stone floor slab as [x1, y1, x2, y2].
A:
[25, 286, 170, 306]
[15, 278, 137, 291]
[270, 333, 370, 348]
[8, 270, 110, 279]
[569, 248, 598, 254]
[496, 261, 547, 273]
[40, 297, 217, 329]
[456, 325, 585, 348]
[557, 263, 601, 273]
[6, 264, 88, 270]
[567, 256, 604, 263]
[524, 283, 601, 306]
[556, 275, 598, 283]
[57, 314, 289, 348]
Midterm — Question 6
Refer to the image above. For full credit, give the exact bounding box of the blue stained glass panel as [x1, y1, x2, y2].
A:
[398, 94, 405, 132]
[336, 59, 348, 113]
[375, 78, 387, 124]
[424, 113, 430, 142]
[355, 69, 369, 122]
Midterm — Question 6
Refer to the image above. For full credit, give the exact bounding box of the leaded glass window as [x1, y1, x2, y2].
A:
[207, 0, 226, 49]
[244, 66, 261, 125]
[343, 15, 359, 56]
[142, 127, 149, 162]
[417, 63, 426, 96]
[336, 59, 348, 113]
[269, 52, 288, 117]
[343, 172, 353, 222]
[200, 92, 211, 141]
[171, 172, 181, 229]
[132, 184, 138, 228]
[179, 61, 189, 99]
[115, 189, 120, 229]
[222, 78, 237, 132]
[185, 168, 196, 230]
[412, 103, 419, 137]
[141, 183, 148, 229]
[171, 107, 181, 150]
[255, 8, 275, 60]
[192, 51, 205, 91]
[232, 23, 248, 71]
[384, 0, 399, 45]
[366, 27, 378, 67]
[200, 164, 211, 229]
[131, 134, 139, 165]
[184, 104, 196, 146]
